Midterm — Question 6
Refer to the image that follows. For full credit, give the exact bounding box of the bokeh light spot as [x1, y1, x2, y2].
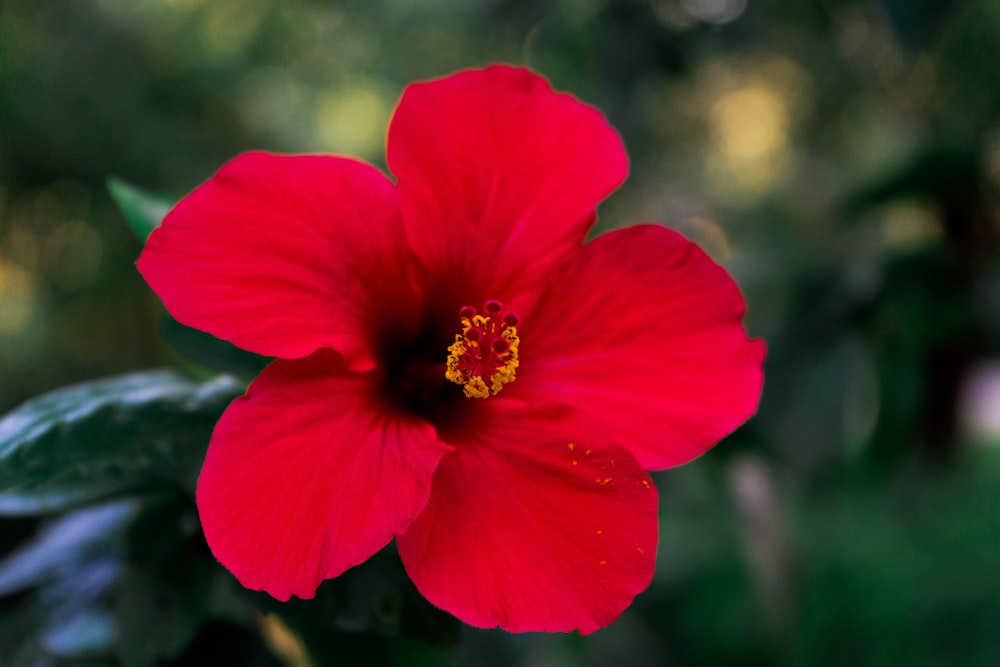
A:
[314, 84, 391, 158]
[681, 0, 747, 25]
[880, 201, 942, 250]
[986, 128, 1000, 193]
[710, 86, 788, 161]
[0, 259, 37, 335]
[705, 81, 793, 202]
[200, 4, 262, 59]
[960, 361, 1000, 446]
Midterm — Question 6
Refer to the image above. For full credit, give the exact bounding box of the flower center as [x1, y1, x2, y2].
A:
[445, 300, 520, 399]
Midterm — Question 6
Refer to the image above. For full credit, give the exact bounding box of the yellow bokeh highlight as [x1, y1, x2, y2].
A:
[690, 54, 807, 204]
[314, 85, 391, 158]
[880, 201, 942, 250]
[0, 258, 37, 336]
[258, 613, 312, 667]
[710, 86, 789, 162]
[706, 82, 792, 202]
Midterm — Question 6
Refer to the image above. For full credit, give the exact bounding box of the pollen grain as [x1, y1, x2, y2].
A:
[445, 301, 520, 399]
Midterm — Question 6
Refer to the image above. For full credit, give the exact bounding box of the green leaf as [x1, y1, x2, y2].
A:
[262, 544, 461, 650]
[0, 485, 131, 517]
[0, 500, 134, 596]
[117, 560, 213, 667]
[0, 370, 243, 514]
[125, 491, 200, 566]
[106, 179, 270, 379]
[43, 609, 117, 661]
[0, 501, 131, 665]
[107, 178, 174, 241]
[161, 314, 271, 381]
[0, 576, 120, 667]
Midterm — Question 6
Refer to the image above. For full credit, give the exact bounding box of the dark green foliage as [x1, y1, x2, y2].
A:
[106, 180, 173, 243]
[0, 370, 243, 510]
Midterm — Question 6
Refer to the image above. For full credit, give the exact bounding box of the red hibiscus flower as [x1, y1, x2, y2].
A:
[136, 65, 764, 634]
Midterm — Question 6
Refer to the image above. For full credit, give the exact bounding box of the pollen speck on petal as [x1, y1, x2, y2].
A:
[398, 402, 658, 634]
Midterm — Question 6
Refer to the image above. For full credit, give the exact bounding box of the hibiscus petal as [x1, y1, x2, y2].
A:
[397, 401, 658, 634]
[197, 352, 451, 601]
[387, 65, 628, 300]
[518, 224, 765, 470]
[137, 152, 418, 369]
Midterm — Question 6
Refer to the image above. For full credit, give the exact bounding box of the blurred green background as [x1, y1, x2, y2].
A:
[1, 0, 999, 665]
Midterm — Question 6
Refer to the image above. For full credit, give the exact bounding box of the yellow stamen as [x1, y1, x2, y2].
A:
[445, 307, 520, 399]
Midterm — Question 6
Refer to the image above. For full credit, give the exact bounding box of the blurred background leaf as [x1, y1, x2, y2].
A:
[105, 179, 173, 243]
[0, 501, 133, 666]
[0, 370, 242, 512]
[158, 314, 272, 381]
